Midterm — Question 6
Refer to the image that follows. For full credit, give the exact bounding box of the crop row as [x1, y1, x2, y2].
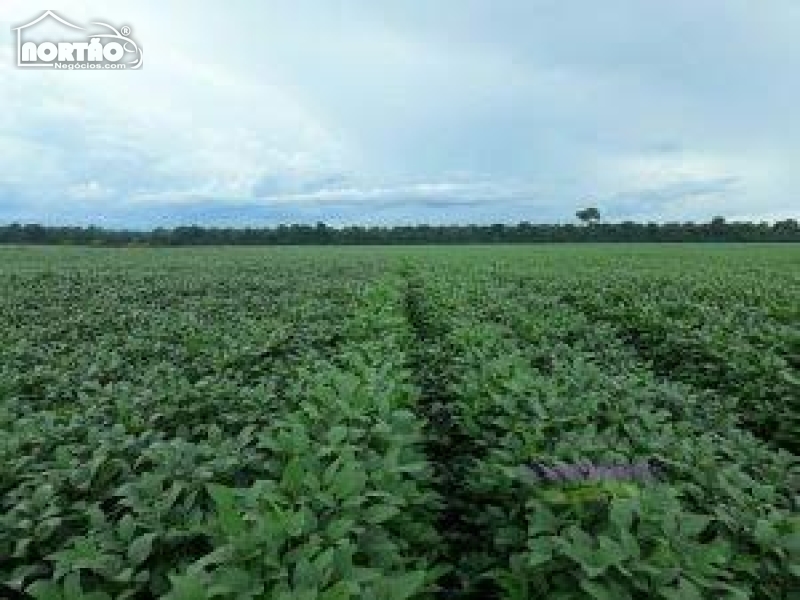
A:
[486, 263, 799, 452]
[407, 265, 798, 599]
[1, 247, 797, 600]
[1, 270, 358, 597]
[1, 262, 441, 598]
[158, 279, 442, 600]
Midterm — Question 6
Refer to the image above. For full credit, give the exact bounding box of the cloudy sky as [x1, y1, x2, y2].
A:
[1, 1, 798, 227]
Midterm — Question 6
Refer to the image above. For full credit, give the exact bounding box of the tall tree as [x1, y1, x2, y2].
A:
[576, 207, 601, 225]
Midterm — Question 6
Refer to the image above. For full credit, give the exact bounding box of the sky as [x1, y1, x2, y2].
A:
[1, 1, 798, 227]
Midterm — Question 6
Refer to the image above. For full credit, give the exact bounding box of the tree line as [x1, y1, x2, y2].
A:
[0, 217, 797, 246]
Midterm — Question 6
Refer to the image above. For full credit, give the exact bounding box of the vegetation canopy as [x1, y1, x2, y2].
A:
[0, 217, 798, 246]
[0, 244, 797, 599]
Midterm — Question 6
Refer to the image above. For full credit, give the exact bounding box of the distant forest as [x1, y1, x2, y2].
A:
[0, 216, 798, 246]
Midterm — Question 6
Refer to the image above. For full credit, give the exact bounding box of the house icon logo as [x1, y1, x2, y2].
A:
[13, 10, 143, 70]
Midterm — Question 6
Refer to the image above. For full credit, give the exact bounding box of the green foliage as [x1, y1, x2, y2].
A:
[576, 207, 601, 224]
[1, 218, 799, 245]
[403, 248, 798, 598]
[0, 245, 797, 599]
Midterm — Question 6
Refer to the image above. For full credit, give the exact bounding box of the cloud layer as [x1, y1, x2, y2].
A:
[1, 1, 798, 226]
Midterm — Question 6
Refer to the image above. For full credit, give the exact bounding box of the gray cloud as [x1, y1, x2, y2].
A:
[604, 177, 742, 219]
[0, 1, 798, 224]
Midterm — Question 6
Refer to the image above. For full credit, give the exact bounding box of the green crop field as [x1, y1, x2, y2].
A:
[1, 244, 798, 600]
